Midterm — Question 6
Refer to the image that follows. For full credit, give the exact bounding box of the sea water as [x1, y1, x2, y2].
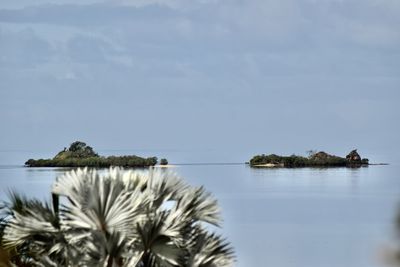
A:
[0, 156, 399, 267]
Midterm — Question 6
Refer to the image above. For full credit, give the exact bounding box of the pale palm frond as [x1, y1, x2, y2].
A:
[109, 168, 149, 190]
[189, 231, 235, 267]
[147, 170, 189, 208]
[136, 211, 183, 267]
[82, 230, 129, 267]
[52, 168, 96, 208]
[35, 256, 58, 267]
[60, 173, 147, 239]
[0, 168, 234, 267]
[0, 202, 7, 242]
[0, 195, 68, 267]
[175, 186, 221, 227]
[2, 196, 59, 249]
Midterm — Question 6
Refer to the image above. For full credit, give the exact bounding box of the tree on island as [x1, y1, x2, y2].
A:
[55, 141, 98, 159]
[0, 168, 234, 267]
[250, 150, 369, 168]
[345, 149, 369, 165]
[346, 149, 361, 163]
[160, 158, 168, 165]
[25, 141, 161, 168]
[306, 150, 317, 158]
[69, 141, 97, 154]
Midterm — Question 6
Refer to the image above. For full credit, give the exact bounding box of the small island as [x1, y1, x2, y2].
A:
[25, 141, 160, 168]
[249, 149, 369, 168]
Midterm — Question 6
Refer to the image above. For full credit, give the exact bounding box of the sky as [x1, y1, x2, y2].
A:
[0, 0, 399, 164]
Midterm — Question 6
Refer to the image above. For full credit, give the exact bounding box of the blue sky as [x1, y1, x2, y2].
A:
[0, 0, 399, 163]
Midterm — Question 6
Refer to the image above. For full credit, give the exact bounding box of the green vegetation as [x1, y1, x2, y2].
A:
[54, 141, 98, 159]
[250, 150, 369, 168]
[25, 141, 160, 168]
[0, 168, 234, 266]
[160, 158, 168, 165]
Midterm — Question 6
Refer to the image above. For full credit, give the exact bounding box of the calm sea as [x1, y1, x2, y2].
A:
[0, 153, 399, 267]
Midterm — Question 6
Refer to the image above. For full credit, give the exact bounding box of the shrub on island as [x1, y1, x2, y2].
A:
[250, 150, 369, 168]
[160, 158, 168, 165]
[25, 141, 160, 168]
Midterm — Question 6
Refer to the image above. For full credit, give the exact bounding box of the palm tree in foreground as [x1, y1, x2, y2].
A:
[0, 168, 234, 267]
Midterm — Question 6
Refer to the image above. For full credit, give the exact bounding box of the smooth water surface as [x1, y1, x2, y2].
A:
[1, 163, 399, 267]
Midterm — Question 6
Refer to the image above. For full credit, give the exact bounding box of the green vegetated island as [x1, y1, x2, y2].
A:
[249, 149, 369, 168]
[25, 141, 168, 168]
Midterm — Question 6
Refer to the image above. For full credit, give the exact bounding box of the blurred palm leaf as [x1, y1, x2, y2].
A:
[0, 168, 234, 267]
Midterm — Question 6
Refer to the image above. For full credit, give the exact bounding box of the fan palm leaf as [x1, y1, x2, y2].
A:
[0, 168, 234, 267]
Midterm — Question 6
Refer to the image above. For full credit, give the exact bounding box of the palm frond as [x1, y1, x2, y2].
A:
[189, 231, 235, 267]
[52, 168, 96, 208]
[176, 186, 221, 227]
[110, 168, 149, 191]
[147, 170, 189, 208]
[136, 212, 183, 267]
[2, 199, 58, 248]
[60, 173, 147, 239]
[0, 168, 234, 267]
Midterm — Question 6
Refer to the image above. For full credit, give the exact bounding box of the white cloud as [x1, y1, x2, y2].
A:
[0, 0, 101, 9]
[109, 0, 182, 8]
[0, 0, 399, 85]
[0, 0, 216, 9]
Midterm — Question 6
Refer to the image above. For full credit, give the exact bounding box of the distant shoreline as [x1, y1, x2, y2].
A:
[24, 141, 165, 168]
[21, 142, 388, 169]
[249, 150, 370, 168]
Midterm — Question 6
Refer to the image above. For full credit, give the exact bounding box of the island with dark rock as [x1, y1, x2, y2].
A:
[25, 141, 159, 168]
[249, 149, 369, 168]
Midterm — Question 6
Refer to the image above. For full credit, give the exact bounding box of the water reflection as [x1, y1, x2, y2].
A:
[1, 164, 400, 267]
